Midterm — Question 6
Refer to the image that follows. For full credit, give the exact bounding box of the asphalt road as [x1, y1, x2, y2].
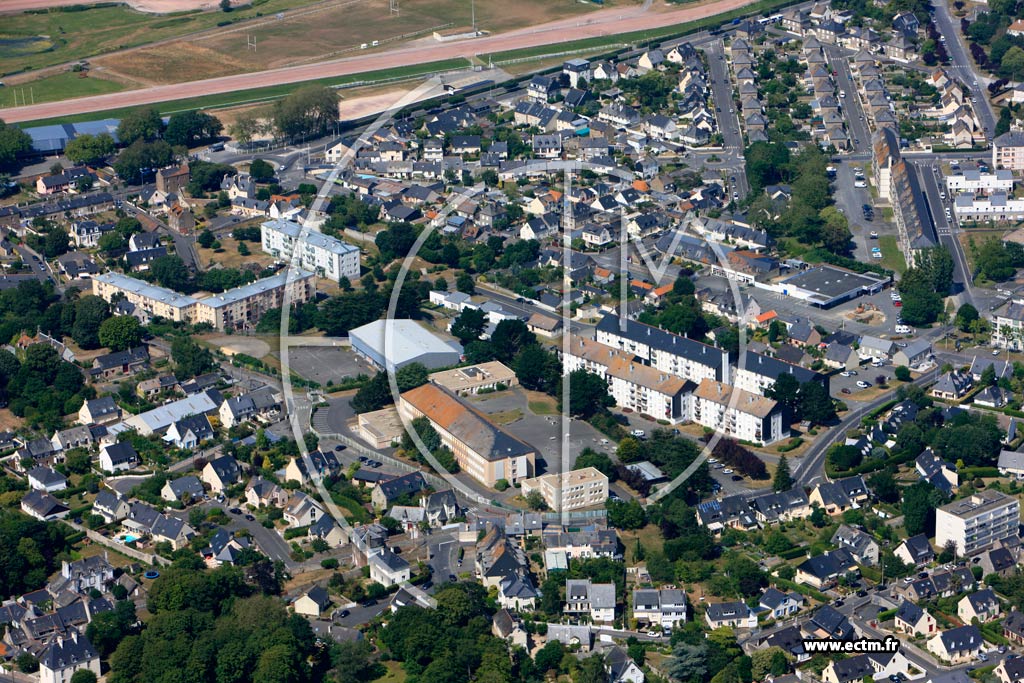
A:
[824, 45, 872, 153]
[0, 0, 762, 123]
[932, 0, 997, 138]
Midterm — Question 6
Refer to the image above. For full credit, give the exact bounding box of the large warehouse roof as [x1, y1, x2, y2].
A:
[349, 319, 463, 370]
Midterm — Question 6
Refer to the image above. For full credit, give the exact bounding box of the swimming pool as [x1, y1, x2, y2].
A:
[123, 534, 139, 543]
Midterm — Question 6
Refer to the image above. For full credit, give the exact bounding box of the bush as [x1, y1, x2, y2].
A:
[320, 558, 339, 569]
[894, 366, 911, 382]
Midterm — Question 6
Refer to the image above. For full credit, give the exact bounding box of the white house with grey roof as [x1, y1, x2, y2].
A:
[927, 624, 984, 663]
[369, 547, 411, 587]
[999, 450, 1024, 479]
[99, 442, 138, 473]
[39, 631, 100, 683]
[27, 466, 67, 493]
[831, 524, 880, 565]
[161, 475, 205, 502]
[705, 601, 757, 629]
[565, 579, 616, 623]
[632, 588, 687, 629]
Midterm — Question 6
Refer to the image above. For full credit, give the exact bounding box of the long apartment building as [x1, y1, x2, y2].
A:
[691, 379, 789, 445]
[595, 313, 729, 384]
[733, 350, 829, 397]
[260, 219, 360, 280]
[563, 336, 692, 423]
[935, 490, 1020, 556]
[993, 131, 1024, 171]
[520, 467, 609, 512]
[92, 270, 316, 331]
[398, 383, 535, 488]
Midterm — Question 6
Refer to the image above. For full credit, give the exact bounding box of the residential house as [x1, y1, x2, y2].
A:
[39, 631, 100, 683]
[894, 534, 934, 566]
[705, 601, 757, 629]
[294, 586, 331, 618]
[1005, 610, 1024, 645]
[284, 450, 341, 486]
[759, 587, 803, 619]
[369, 548, 411, 586]
[795, 549, 858, 590]
[78, 396, 121, 426]
[202, 455, 240, 494]
[959, 589, 1001, 624]
[27, 466, 67, 493]
[927, 625, 984, 664]
[92, 490, 129, 523]
[160, 475, 205, 503]
[499, 573, 540, 612]
[894, 601, 937, 636]
[284, 492, 325, 527]
[931, 370, 973, 400]
[831, 525, 880, 566]
[164, 414, 215, 450]
[21, 490, 70, 521]
[246, 477, 287, 508]
[632, 589, 688, 629]
[823, 655, 875, 683]
[99, 442, 138, 473]
[606, 646, 645, 683]
[565, 579, 616, 623]
[808, 476, 871, 515]
[308, 516, 347, 549]
[371, 472, 427, 510]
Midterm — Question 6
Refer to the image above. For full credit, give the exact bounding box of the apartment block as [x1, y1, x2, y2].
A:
[733, 350, 828, 397]
[92, 270, 316, 331]
[594, 313, 729, 384]
[946, 170, 1015, 193]
[994, 131, 1024, 171]
[520, 467, 609, 512]
[563, 336, 692, 423]
[935, 490, 1021, 556]
[260, 219, 360, 280]
[992, 300, 1024, 350]
[691, 379, 789, 445]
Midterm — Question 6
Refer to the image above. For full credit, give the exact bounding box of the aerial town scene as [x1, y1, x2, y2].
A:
[11, 0, 1024, 681]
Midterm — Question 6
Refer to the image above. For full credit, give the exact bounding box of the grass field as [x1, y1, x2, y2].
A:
[0, 0, 327, 76]
[94, 0, 604, 85]
[0, 70, 124, 107]
[878, 235, 907, 275]
[16, 57, 473, 127]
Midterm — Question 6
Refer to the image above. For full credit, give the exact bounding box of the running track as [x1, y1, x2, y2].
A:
[0, 0, 756, 123]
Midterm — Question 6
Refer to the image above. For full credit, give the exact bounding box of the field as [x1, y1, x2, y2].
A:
[195, 235, 275, 271]
[92, 0, 605, 85]
[878, 235, 907, 274]
[0, 70, 124, 107]
[0, 0, 326, 76]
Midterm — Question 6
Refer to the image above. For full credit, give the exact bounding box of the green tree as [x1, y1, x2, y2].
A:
[71, 295, 110, 349]
[956, 303, 980, 332]
[150, 255, 192, 292]
[113, 139, 173, 184]
[395, 362, 429, 391]
[566, 369, 612, 419]
[116, 107, 165, 145]
[513, 345, 560, 394]
[575, 449, 615, 478]
[272, 85, 339, 140]
[164, 111, 223, 148]
[773, 455, 793, 491]
[667, 642, 708, 683]
[98, 315, 142, 351]
[450, 308, 487, 345]
[70, 671, 97, 683]
[456, 272, 475, 294]
[249, 158, 275, 182]
[64, 133, 116, 165]
[902, 481, 947, 536]
[0, 120, 32, 171]
[800, 381, 835, 425]
[197, 229, 216, 249]
[868, 470, 900, 504]
[894, 365, 911, 382]
[171, 335, 216, 379]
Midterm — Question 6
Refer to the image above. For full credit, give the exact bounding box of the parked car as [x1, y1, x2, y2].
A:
[723, 468, 734, 474]
[857, 380, 871, 388]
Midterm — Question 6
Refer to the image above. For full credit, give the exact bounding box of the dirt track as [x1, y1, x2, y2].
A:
[0, 0, 756, 123]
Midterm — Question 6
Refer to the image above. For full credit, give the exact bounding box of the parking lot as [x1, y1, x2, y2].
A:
[276, 345, 372, 385]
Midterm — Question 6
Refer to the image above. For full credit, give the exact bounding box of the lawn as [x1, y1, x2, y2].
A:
[878, 235, 907, 275]
[0, 70, 124, 108]
[619, 523, 665, 557]
[372, 661, 407, 683]
[195, 235, 275, 271]
[0, 0, 325, 76]
[526, 391, 557, 415]
[16, 58, 474, 127]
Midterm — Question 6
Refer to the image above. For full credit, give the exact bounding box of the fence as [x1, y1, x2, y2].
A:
[67, 521, 170, 567]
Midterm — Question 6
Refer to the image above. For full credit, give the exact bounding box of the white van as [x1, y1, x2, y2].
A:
[895, 324, 913, 334]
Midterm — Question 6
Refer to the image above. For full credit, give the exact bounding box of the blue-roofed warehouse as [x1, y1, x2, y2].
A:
[21, 119, 121, 154]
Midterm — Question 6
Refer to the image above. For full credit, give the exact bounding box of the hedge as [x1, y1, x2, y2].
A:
[772, 577, 828, 603]
[779, 547, 808, 560]
[961, 467, 1000, 479]
[283, 525, 310, 539]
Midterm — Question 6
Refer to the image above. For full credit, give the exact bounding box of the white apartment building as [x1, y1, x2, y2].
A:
[992, 300, 1024, 350]
[946, 170, 1015, 193]
[953, 192, 1024, 222]
[92, 270, 316, 331]
[595, 313, 729, 385]
[520, 467, 609, 512]
[733, 350, 826, 397]
[563, 336, 691, 423]
[261, 219, 360, 280]
[935, 490, 1021, 556]
[994, 131, 1024, 171]
[690, 379, 789, 445]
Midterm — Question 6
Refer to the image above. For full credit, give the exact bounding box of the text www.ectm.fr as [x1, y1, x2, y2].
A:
[803, 638, 901, 654]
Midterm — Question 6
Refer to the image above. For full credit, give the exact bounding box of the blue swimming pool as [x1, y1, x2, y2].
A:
[124, 534, 139, 543]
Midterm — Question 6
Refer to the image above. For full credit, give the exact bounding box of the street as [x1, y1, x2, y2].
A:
[824, 44, 872, 154]
[932, 0, 997, 137]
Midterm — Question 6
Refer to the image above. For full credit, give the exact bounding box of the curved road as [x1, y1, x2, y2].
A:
[0, 0, 758, 123]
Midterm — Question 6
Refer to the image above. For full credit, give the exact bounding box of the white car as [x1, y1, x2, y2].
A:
[855, 180, 867, 188]
[631, 429, 646, 438]
[840, 371, 852, 377]
[708, 457, 718, 463]
[857, 380, 871, 388]
[723, 469, 734, 474]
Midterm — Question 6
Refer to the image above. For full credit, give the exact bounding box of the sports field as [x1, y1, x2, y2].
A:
[93, 0, 607, 85]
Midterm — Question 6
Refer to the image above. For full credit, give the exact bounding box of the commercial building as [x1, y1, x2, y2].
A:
[429, 361, 517, 396]
[777, 265, 887, 308]
[691, 379, 789, 444]
[260, 219, 360, 280]
[349, 319, 463, 371]
[994, 131, 1024, 171]
[563, 336, 692, 423]
[935, 490, 1021, 556]
[519, 467, 610, 512]
[595, 313, 729, 384]
[399, 383, 536, 487]
[91, 270, 316, 331]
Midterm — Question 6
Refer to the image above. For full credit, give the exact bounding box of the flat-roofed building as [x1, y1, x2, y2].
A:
[563, 336, 692, 423]
[260, 219, 360, 280]
[350, 319, 463, 371]
[429, 361, 517, 396]
[691, 379, 789, 444]
[936, 490, 1021, 556]
[91, 270, 316, 331]
[520, 467, 609, 512]
[399, 383, 535, 487]
[357, 407, 404, 449]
